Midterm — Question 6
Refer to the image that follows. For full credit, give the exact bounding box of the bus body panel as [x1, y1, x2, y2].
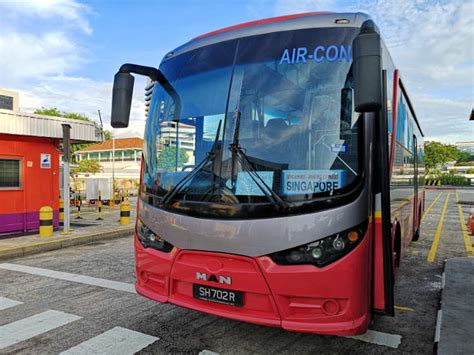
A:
[135, 226, 373, 335]
[169, 250, 281, 326]
[257, 226, 372, 335]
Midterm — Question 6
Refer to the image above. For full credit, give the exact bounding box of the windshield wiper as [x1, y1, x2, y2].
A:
[229, 110, 291, 212]
[160, 120, 222, 207]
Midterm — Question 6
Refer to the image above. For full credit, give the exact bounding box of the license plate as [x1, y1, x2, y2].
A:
[193, 284, 244, 307]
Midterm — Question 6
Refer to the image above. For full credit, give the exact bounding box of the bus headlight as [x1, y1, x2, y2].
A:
[269, 221, 368, 267]
[136, 219, 174, 253]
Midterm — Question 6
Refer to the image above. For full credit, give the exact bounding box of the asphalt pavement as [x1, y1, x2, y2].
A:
[0, 189, 472, 354]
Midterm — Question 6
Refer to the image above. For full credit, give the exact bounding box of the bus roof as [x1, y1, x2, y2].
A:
[194, 12, 335, 39]
[162, 12, 371, 62]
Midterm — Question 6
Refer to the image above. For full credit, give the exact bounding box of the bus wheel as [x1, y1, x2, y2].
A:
[412, 204, 422, 241]
[412, 228, 420, 242]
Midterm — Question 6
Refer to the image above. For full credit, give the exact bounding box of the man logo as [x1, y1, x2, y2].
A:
[196, 272, 232, 285]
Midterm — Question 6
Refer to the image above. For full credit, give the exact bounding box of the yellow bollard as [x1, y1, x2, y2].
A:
[96, 190, 103, 221]
[120, 200, 131, 225]
[59, 199, 64, 224]
[75, 196, 83, 219]
[39, 206, 53, 237]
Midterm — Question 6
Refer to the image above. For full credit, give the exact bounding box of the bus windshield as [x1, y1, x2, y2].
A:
[143, 27, 361, 218]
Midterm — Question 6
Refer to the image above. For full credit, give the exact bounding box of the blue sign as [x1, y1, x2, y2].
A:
[282, 170, 345, 195]
[331, 143, 347, 154]
[40, 153, 51, 169]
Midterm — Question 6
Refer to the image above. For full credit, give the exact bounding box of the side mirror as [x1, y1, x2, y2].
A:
[353, 20, 382, 113]
[111, 72, 134, 128]
[340, 87, 353, 140]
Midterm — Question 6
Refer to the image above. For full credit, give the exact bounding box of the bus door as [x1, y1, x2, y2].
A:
[372, 69, 395, 316]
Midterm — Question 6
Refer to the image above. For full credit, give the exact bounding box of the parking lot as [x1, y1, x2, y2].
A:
[0, 189, 472, 354]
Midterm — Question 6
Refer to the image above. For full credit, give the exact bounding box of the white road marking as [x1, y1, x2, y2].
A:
[346, 330, 402, 349]
[0, 310, 81, 350]
[60, 326, 158, 354]
[199, 351, 220, 355]
[435, 309, 442, 343]
[0, 297, 23, 311]
[0, 263, 135, 294]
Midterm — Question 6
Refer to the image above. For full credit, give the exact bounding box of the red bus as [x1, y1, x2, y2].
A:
[110, 12, 424, 335]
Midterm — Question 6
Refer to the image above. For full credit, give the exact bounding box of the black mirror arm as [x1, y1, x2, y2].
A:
[118, 64, 181, 119]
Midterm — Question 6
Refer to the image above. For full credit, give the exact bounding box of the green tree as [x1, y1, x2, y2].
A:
[157, 146, 189, 171]
[34, 107, 62, 116]
[425, 141, 461, 170]
[458, 151, 473, 163]
[35, 107, 90, 121]
[71, 159, 103, 173]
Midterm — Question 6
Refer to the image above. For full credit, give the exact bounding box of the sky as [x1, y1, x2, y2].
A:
[0, 0, 472, 142]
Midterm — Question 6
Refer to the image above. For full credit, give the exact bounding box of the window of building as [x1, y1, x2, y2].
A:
[0, 159, 21, 189]
[99, 151, 111, 161]
[0, 95, 14, 110]
[88, 152, 99, 160]
[123, 150, 135, 161]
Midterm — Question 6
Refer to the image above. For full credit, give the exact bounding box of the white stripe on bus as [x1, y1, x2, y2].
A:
[60, 326, 158, 355]
[0, 310, 81, 350]
[0, 297, 23, 311]
[0, 263, 135, 294]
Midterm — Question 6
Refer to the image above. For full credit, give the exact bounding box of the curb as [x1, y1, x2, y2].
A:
[0, 228, 134, 261]
[433, 265, 445, 354]
[425, 186, 474, 190]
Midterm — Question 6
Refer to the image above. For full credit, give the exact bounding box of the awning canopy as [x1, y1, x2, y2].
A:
[0, 109, 103, 143]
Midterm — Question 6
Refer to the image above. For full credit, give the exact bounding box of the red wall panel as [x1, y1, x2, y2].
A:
[0, 134, 60, 233]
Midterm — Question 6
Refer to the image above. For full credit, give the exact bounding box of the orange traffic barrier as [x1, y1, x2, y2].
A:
[468, 208, 474, 236]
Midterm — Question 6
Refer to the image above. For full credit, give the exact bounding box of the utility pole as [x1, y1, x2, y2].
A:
[112, 130, 115, 194]
[98, 109, 114, 198]
[61, 124, 72, 234]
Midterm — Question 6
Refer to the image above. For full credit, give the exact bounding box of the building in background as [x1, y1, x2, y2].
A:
[455, 141, 474, 156]
[0, 88, 19, 111]
[74, 137, 144, 180]
[157, 121, 196, 165]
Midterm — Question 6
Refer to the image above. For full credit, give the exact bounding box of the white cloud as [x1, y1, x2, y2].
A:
[273, 0, 336, 14]
[0, 0, 93, 34]
[353, 0, 474, 143]
[0, 0, 147, 138]
[0, 31, 84, 86]
[414, 95, 473, 142]
[0, 0, 93, 86]
[246, 0, 337, 19]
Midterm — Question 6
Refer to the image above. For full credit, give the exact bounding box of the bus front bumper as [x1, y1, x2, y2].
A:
[134, 232, 371, 336]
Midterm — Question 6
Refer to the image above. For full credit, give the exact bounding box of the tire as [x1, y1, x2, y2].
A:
[412, 228, 420, 242]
